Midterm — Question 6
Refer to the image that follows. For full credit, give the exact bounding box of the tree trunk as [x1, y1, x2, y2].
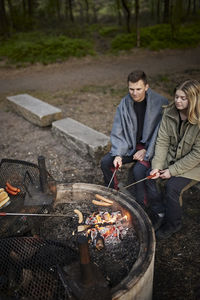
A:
[56, 0, 61, 20]
[135, 0, 140, 47]
[170, 0, 182, 39]
[22, 0, 27, 16]
[92, 0, 98, 23]
[121, 0, 131, 33]
[0, 0, 8, 35]
[7, 0, 14, 30]
[156, 0, 160, 23]
[66, 0, 74, 22]
[69, 0, 74, 22]
[27, 0, 33, 18]
[187, 0, 191, 15]
[150, 0, 155, 18]
[193, 0, 197, 14]
[116, 0, 122, 26]
[163, 0, 170, 23]
[85, 0, 89, 23]
[78, 2, 84, 23]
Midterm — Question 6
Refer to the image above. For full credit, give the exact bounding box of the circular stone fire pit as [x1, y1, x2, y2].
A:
[49, 183, 156, 300]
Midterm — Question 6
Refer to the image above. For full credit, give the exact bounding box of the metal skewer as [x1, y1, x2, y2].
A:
[107, 163, 119, 188]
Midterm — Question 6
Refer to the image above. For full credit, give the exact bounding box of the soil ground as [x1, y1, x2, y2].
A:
[0, 47, 200, 299]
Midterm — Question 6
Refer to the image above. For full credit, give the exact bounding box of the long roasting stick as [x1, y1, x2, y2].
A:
[122, 173, 157, 189]
[0, 212, 71, 217]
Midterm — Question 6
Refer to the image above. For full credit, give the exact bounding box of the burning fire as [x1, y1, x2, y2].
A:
[85, 211, 129, 250]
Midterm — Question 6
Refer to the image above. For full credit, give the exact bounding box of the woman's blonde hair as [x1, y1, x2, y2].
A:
[175, 79, 200, 127]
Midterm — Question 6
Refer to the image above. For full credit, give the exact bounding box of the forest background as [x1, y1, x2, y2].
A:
[0, 0, 200, 65]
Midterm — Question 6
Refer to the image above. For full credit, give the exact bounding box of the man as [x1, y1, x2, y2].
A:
[101, 70, 168, 207]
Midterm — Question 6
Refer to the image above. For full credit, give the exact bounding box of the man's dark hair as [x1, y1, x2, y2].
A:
[127, 70, 148, 85]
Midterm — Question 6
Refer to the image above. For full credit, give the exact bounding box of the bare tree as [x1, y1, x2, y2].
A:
[135, 0, 140, 47]
[91, 0, 98, 23]
[170, 0, 183, 39]
[84, 0, 89, 23]
[7, 0, 14, 30]
[65, 0, 74, 22]
[121, 0, 131, 33]
[55, 0, 61, 20]
[156, 0, 161, 23]
[187, 0, 191, 15]
[22, 0, 27, 16]
[193, 0, 197, 14]
[27, 0, 33, 18]
[0, 0, 8, 35]
[163, 0, 170, 23]
[116, 0, 122, 26]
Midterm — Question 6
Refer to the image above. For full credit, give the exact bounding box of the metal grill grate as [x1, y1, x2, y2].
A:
[0, 158, 41, 197]
[0, 159, 54, 238]
[0, 237, 78, 300]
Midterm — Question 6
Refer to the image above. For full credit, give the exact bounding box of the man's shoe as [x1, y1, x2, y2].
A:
[156, 223, 182, 240]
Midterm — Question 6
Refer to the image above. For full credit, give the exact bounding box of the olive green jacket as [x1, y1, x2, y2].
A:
[152, 104, 200, 180]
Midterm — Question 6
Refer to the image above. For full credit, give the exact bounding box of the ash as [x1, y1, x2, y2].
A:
[39, 202, 140, 288]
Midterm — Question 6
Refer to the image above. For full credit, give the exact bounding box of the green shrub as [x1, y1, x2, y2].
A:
[0, 33, 95, 64]
[111, 22, 200, 52]
[99, 25, 120, 37]
[111, 33, 136, 52]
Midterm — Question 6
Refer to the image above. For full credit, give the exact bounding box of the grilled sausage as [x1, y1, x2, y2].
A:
[95, 194, 113, 204]
[6, 182, 20, 193]
[74, 209, 83, 224]
[5, 186, 18, 195]
[92, 200, 112, 207]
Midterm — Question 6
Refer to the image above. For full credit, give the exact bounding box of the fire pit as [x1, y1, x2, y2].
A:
[40, 183, 156, 300]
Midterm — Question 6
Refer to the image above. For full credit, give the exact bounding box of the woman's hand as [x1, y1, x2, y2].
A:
[113, 156, 122, 168]
[133, 149, 146, 161]
[150, 169, 160, 179]
[159, 169, 171, 179]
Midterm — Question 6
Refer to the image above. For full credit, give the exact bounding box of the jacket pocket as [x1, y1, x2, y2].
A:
[182, 135, 194, 154]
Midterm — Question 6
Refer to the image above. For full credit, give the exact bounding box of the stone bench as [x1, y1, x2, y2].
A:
[7, 94, 62, 127]
[52, 118, 110, 163]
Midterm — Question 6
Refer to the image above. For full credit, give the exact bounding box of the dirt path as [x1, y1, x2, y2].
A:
[0, 47, 200, 94]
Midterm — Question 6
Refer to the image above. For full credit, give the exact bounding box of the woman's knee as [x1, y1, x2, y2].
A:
[165, 177, 190, 196]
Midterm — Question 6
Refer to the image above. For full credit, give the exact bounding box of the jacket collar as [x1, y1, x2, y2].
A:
[164, 104, 180, 123]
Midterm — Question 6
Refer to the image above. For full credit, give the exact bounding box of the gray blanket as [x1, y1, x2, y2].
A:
[110, 88, 168, 160]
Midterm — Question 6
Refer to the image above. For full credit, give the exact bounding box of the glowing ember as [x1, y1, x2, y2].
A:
[85, 211, 129, 248]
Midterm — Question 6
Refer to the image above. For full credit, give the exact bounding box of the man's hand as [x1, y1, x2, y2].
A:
[113, 156, 122, 168]
[133, 149, 146, 161]
[159, 169, 171, 179]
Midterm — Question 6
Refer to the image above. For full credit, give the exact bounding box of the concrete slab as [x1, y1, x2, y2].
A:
[7, 94, 62, 127]
[52, 118, 110, 163]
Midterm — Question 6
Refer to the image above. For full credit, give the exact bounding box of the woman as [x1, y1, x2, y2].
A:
[147, 79, 200, 239]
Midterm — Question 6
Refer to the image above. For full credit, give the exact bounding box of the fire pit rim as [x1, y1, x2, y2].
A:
[55, 182, 156, 299]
